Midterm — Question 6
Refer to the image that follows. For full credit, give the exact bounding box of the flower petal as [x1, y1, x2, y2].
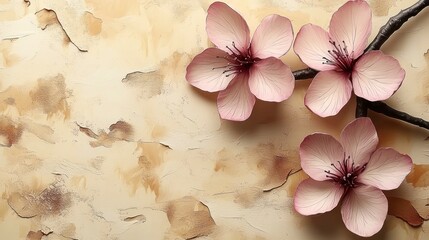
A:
[206, 2, 250, 53]
[186, 48, 235, 92]
[293, 24, 338, 71]
[329, 0, 372, 58]
[248, 57, 295, 102]
[359, 148, 412, 190]
[340, 117, 378, 167]
[341, 186, 388, 237]
[217, 73, 256, 121]
[251, 14, 294, 59]
[352, 50, 406, 101]
[304, 71, 352, 117]
[300, 133, 345, 181]
[294, 178, 344, 216]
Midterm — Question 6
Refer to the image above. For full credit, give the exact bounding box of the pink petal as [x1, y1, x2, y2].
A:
[217, 73, 256, 121]
[294, 178, 344, 216]
[248, 57, 295, 102]
[186, 48, 235, 92]
[251, 14, 294, 59]
[304, 71, 352, 117]
[359, 148, 412, 190]
[329, 0, 372, 58]
[300, 133, 345, 181]
[340, 118, 378, 167]
[352, 50, 406, 101]
[341, 186, 388, 237]
[206, 2, 250, 54]
[293, 24, 338, 71]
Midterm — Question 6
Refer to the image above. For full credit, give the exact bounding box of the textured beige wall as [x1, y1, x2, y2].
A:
[0, 0, 428, 239]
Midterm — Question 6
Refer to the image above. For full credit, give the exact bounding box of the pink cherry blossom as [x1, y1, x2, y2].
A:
[186, 2, 295, 121]
[294, 0, 405, 117]
[294, 118, 412, 237]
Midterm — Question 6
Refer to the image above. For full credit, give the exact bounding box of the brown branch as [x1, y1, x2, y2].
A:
[368, 101, 429, 130]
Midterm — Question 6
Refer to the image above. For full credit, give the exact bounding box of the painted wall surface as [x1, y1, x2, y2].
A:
[0, 0, 428, 239]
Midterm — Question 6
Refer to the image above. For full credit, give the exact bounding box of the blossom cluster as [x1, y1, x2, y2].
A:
[185, 1, 413, 237]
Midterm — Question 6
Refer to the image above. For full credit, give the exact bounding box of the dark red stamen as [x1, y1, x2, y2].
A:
[325, 155, 367, 188]
[212, 41, 256, 78]
[322, 40, 354, 72]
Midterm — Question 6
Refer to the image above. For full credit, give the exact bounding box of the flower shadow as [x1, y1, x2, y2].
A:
[190, 86, 218, 103]
[301, 207, 389, 240]
[190, 85, 282, 132]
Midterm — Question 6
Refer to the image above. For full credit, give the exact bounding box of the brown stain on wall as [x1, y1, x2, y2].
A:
[406, 164, 429, 187]
[0, 117, 55, 147]
[257, 153, 301, 190]
[7, 184, 71, 218]
[369, 0, 396, 17]
[0, 116, 23, 147]
[0, 86, 32, 114]
[120, 142, 168, 198]
[1, 75, 71, 120]
[26, 230, 45, 240]
[213, 149, 230, 172]
[252, 144, 302, 189]
[77, 120, 134, 147]
[83, 11, 102, 36]
[166, 196, 216, 239]
[122, 71, 164, 99]
[36, 9, 59, 30]
[234, 187, 263, 208]
[30, 74, 71, 119]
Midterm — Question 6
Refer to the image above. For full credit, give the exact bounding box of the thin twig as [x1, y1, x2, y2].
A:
[262, 169, 301, 192]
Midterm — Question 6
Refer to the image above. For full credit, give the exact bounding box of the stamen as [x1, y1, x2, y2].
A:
[342, 41, 349, 56]
[323, 40, 354, 71]
[214, 43, 256, 77]
[226, 46, 239, 57]
[330, 163, 343, 174]
[232, 41, 244, 56]
[324, 155, 367, 188]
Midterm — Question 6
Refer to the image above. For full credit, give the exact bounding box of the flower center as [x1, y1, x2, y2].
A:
[322, 40, 354, 72]
[324, 156, 367, 188]
[212, 41, 255, 77]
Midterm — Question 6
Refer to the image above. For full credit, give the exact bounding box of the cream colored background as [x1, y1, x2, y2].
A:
[0, 0, 428, 239]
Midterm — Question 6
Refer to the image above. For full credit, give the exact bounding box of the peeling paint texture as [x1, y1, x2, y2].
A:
[1, 0, 429, 239]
